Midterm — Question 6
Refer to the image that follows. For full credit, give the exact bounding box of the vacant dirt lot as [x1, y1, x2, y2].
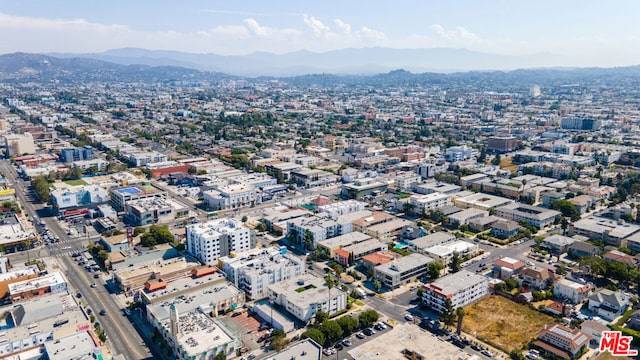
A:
[462, 295, 554, 352]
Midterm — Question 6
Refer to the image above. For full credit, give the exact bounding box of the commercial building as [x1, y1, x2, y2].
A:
[50, 185, 109, 213]
[109, 183, 167, 211]
[452, 192, 513, 211]
[421, 270, 489, 313]
[487, 136, 520, 153]
[4, 133, 36, 157]
[114, 255, 202, 292]
[125, 197, 189, 226]
[8, 271, 68, 303]
[341, 178, 388, 200]
[317, 200, 367, 220]
[561, 117, 601, 131]
[126, 150, 168, 166]
[186, 219, 254, 266]
[374, 253, 434, 289]
[219, 247, 304, 300]
[269, 339, 322, 360]
[494, 203, 560, 229]
[268, 274, 347, 322]
[157, 309, 241, 360]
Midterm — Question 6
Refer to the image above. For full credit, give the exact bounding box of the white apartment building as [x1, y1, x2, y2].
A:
[203, 184, 261, 210]
[268, 274, 347, 322]
[186, 219, 254, 266]
[374, 253, 434, 289]
[408, 192, 451, 214]
[126, 197, 189, 226]
[394, 172, 422, 191]
[317, 200, 367, 220]
[126, 151, 168, 167]
[422, 270, 489, 313]
[219, 247, 304, 300]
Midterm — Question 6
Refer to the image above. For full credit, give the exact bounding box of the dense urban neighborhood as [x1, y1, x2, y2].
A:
[0, 54, 639, 360]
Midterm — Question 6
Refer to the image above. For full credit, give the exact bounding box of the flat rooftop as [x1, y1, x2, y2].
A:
[572, 216, 640, 239]
[44, 331, 101, 360]
[319, 231, 371, 249]
[428, 270, 488, 295]
[147, 281, 242, 322]
[8, 271, 66, 295]
[267, 339, 322, 360]
[376, 253, 434, 274]
[163, 311, 236, 356]
[348, 323, 467, 360]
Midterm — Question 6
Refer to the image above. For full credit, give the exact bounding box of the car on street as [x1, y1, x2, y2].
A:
[481, 350, 494, 358]
[94, 273, 100, 278]
[404, 314, 414, 321]
[363, 327, 376, 336]
[86, 308, 92, 315]
[246, 354, 256, 360]
[90, 283, 97, 288]
[76, 292, 82, 298]
[471, 344, 482, 351]
[99, 309, 107, 316]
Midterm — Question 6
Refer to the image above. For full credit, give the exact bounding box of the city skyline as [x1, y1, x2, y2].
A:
[1, 0, 640, 69]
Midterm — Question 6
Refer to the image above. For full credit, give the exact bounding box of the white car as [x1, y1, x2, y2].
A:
[404, 314, 414, 321]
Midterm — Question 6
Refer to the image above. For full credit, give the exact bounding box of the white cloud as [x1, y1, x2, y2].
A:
[303, 14, 330, 37]
[430, 24, 482, 43]
[334, 19, 351, 35]
[359, 26, 387, 41]
[243, 18, 269, 37]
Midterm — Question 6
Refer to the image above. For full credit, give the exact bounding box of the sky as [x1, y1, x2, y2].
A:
[0, 0, 639, 67]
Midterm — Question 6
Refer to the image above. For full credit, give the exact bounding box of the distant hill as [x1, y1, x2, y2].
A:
[0, 52, 234, 83]
[49, 47, 566, 76]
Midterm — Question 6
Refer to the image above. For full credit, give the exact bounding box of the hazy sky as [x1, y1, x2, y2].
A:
[1, 0, 639, 67]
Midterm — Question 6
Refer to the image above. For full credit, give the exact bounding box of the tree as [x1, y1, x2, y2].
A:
[441, 298, 456, 326]
[449, 252, 462, 273]
[456, 307, 465, 335]
[319, 320, 343, 345]
[304, 230, 314, 250]
[550, 200, 581, 221]
[336, 316, 359, 334]
[241, 215, 248, 223]
[149, 225, 174, 244]
[315, 310, 329, 324]
[347, 252, 355, 267]
[358, 309, 379, 328]
[140, 232, 157, 248]
[302, 328, 325, 346]
[477, 147, 487, 163]
[373, 279, 381, 292]
[427, 262, 443, 280]
[492, 153, 501, 166]
[324, 274, 338, 314]
[31, 176, 51, 203]
[133, 226, 146, 237]
[366, 269, 374, 280]
[214, 352, 227, 360]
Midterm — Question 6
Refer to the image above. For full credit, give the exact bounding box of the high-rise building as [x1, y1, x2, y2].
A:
[561, 118, 602, 131]
[186, 219, 254, 265]
[4, 133, 36, 157]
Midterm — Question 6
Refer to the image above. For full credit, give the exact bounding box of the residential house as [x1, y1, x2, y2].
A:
[493, 257, 526, 280]
[587, 289, 630, 321]
[491, 220, 521, 239]
[567, 241, 601, 259]
[543, 235, 576, 255]
[533, 324, 590, 360]
[519, 267, 553, 290]
[553, 278, 593, 304]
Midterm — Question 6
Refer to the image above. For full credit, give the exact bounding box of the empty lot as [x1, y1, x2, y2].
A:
[462, 295, 554, 353]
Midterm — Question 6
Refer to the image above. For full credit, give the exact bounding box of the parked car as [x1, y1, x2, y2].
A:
[90, 283, 97, 288]
[363, 328, 376, 336]
[404, 314, 414, 321]
[342, 339, 352, 347]
[356, 332, 366, 339]
[481, 350, 494, 358]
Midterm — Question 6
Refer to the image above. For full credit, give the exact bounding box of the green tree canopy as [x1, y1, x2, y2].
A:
[319, 320, 343, 345]
[301, 329, 325, 346]
[550, 199, 581, 221]
[358, 309, 379, 328]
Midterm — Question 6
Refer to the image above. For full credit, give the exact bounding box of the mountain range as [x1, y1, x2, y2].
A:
[49, 47, 566, 76]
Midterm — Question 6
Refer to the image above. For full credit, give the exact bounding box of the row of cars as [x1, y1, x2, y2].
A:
[323, 322, 389, 356]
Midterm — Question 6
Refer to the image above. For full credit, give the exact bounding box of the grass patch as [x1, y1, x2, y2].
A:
[295, 284, 317, 293]
[63, 179, 88, 186]
[355, 300, 364, 306]
[462, 295, 554, 353]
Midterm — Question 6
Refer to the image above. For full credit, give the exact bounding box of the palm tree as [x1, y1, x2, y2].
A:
[324, 274, 338, 315]
[456, 307, 465, 335]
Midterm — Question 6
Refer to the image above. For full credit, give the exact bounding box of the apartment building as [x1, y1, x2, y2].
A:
[219, 247, 304, 300]
[186, 219, 254, 266]
[374, 253, 434, 289]
[422, 270, 489, 313]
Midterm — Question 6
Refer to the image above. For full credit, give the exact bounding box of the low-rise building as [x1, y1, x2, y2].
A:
[8, 271, 68, 303]
[364, 218, 413, 243]
[203, 184, 262, 210]
[494, 203, 560, 229]
[268, 274, 347, 322]
[587, 289, 630, 321]
[125, 197, 189, 226]
[407, 192, 452, 214]
[341, 178, 388, 200]
[533, 323, 590, 360]
[452, 192, 513, 211]
[424, 240, 479, 268]
[569, 216, 640, 247]
[334, 239, 389, 267]
[374, 253, 434, 289]
[493, 257, 526, 280]
[422, 270, 489, 313]
[447, 208, 488, 227]
[491, 220, 521, 239]
[519, 267, 553, 290]
[542, 235, 576, 254]
[109, 183, 167, 211]
[553, 278, 593, 304]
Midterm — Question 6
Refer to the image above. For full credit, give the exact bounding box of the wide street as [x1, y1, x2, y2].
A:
[1, 160, 154, 360]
